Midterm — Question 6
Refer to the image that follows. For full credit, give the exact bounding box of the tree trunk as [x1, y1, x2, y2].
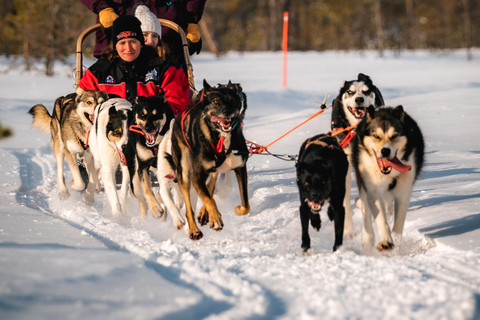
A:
[405, 0, 414, 50]
[374, 0, 384, 58]
[462, 0, 472, 61]
[198, 19, 219, 57]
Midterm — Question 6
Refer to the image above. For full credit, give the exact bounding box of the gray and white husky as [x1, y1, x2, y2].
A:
[28, 89, 108, 201]
[352, 105, 424, 251]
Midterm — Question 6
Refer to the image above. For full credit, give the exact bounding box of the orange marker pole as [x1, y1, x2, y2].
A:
[283, 11, 289, 88]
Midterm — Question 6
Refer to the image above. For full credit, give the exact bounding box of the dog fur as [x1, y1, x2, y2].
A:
[352, 105, 424, 251]
[330, 73, 385, 238]
[88, 98, 133, 217]
[28, 89, 108, 201]
[125, 95, 174, 219]
[169, 80, 250, 240]
[296, 134, 349, 252]
[156, 119, 186, 230]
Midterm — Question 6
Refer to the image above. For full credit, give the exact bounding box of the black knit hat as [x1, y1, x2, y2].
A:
[111, 15, 145, 48]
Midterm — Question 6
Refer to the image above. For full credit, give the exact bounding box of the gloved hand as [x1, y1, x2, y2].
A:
[186, 23, 202, 55]
[99, 7, 118, 29]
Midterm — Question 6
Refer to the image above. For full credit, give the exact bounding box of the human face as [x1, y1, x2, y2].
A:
[116, 38, 142, 62]
[143, 32, 159, 48]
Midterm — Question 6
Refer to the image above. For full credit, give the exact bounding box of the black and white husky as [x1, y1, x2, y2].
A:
[352, 106, 424, 251]
[88, 98, 133, 217]
[331, 73, 384, 238]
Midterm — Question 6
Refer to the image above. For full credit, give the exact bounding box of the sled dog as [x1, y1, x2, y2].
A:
[88, 98, 132, 217]
[352, 105, 424, 251]
[28, 89, 108, 201]
[125, 95, 174, 219]
[331, 73, 385, 238]
[169, 80, 250, 240]
[296, 134, 349, 252]
[156, 119, 186, 230]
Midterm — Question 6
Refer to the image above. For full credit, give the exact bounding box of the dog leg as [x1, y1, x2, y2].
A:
[179, 181, 203, 240]
[82, 151, 98, 205]
[310, 212, 321, 231]
[160, 181, 185, 230]
[193, 171, 223, 231]
[360, 191, 376, 249]
[300, 203, 311, 252]
[198, 172, 218, 226]
[131, 173, 148, 218]
[330, 201, 345, 252]
[343, 166, 354, 239]
[233, 166, 250, 216]
[65, 150, 85, 191]
[53, 145, 71, 200]
[367, 193, 394, 251]
[392, 188, 413, 237]
[119, 165, 130, 216]
[140, 169, 165, 220]
[101, 166, 123, 217]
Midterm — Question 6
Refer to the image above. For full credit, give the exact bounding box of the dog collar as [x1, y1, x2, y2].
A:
[76, 131, 90, 150]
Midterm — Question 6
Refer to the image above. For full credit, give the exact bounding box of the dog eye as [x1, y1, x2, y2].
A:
[372, 133, 380, 139]
[86, 101, 93, 106]
[347, 90, 354, 95]
[115, 129, 122, 135]
[391, 133, 398, 139]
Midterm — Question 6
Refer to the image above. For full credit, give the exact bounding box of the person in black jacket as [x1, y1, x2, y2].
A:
[81, 0, 206, 69]
[79, 15, 189, 115]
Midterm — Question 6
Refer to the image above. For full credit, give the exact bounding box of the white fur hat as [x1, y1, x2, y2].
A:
[134, 5, 162, 38]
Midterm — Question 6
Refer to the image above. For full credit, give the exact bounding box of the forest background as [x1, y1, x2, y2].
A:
[0, 0, 478, 76]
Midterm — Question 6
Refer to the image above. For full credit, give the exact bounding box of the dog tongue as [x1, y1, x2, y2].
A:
[89, 114, 94, 123]
[146, 133, 155, 146]
[378, 156, 411, 172]
[117, 148, 127, 166]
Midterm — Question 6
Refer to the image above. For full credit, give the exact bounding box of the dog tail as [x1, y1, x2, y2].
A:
[28, 104, 52, 134]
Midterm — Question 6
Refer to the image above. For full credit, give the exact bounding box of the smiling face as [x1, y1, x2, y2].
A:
[75, 90, 108, 129]
[362, 107, 411, 175]
[203, 83, 242, 134]
[133, 96, 171, 147]
[342, 80, 377, 124]
[143, 32, 160, 48]
[116, 38, 142, 62]
[297, 161, 333, 213]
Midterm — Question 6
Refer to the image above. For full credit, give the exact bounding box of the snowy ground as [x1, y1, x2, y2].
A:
[0, 50, 479, 320]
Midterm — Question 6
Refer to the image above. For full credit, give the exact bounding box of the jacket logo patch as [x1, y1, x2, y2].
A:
[105, 75, 116, 83]
[145, 69, 158, 82]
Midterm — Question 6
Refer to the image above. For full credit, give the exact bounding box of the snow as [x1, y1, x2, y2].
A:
[1, 50, 480, 320]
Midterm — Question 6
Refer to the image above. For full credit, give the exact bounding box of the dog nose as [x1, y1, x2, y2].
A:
[381, 148, 391, 158]
[355, 97, 364, 104]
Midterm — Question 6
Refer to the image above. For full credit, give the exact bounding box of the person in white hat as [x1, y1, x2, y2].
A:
[134, 4, 163, 49]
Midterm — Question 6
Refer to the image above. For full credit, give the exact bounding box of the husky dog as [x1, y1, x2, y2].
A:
[296, 134, 349, 252]
[352, 106, 424, 251]
[88, 98, 133, 217]
[125, 95, 174, 219]
[169, 80, 250, 240]
[156, 119, 186, 230]
[331, 73, 384, 238]
[28, 89, 108, 201]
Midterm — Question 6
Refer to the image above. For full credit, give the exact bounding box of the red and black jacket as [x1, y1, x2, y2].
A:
[79, 48, 189, 114]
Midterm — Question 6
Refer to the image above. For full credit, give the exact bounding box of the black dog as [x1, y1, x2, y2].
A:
[125, 94, 174, 219]
[169, 80, 250, 240]
[296, 134, 349, 252]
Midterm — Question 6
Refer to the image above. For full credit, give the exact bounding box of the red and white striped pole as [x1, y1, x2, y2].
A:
[283, 11, 289, 88]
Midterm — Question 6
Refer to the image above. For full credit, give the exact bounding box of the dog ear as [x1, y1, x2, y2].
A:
[366, 105, 375, 122]
[374, 88, 385, 107]
[203, 79, 213, 92]
[358, 73, 371, 83]
[394, 105, 405, 121]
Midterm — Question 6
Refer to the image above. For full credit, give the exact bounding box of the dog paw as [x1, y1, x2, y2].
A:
[70, 179, 85, 191]
[58, 190, 70, 200]
[210, 218, 224, 231]
[151, 206, 166, 221]
[343, 229, 354, 239]
[198, 206, 209, 226]
[173, 219, 186, 231]
[234, 205, 250, 216]
[377, 241, 394, 252]
[189, 230, 203, 241]
[82, 194, 94, 205]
